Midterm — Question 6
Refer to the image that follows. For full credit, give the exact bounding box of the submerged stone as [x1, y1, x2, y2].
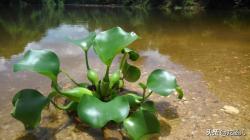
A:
[222, 105, 239, 115]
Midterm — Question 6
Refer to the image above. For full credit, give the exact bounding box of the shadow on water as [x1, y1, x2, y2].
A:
[16, 127, 57, 140]
[155, 101, 178, 138]
[15, 112, 73, 140]
[156, 101, 179, 120]
[74, 123, 103, 140]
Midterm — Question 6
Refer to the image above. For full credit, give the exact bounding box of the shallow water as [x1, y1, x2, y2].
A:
[0, 6, 250, 139]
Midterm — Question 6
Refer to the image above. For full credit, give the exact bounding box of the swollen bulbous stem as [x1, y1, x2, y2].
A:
[118, 53, 127, 88]
[87, 69, 99, 87]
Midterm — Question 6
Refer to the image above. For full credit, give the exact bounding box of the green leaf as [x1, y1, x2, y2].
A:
[138, 82, 147, 90]
[93, 27, 139, 65]
[67, 32, 96, 51]
[66, 101, 78, 111]
[124, 93, 142, 107]
[61, 87, 93, 102]
[123, 110, 160, 140]
[78, 82, 89, 88]
[140, 101, 156, 113]
[122, 48, 140, 61]
[122, 61, 141, 82]
[13, 50, 60, 81]
[176, 86, 184, 99]
[11, 89, 49, 130]
[147, 69, 178, 96]
[77, 95, 129, 128]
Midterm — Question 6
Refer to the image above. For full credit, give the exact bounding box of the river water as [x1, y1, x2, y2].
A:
[0, 6, 249, 139]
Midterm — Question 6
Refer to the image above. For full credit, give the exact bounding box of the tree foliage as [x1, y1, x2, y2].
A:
[1, 0, 250, 9]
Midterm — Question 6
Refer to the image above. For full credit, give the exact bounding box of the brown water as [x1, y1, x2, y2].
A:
[0, 6, 250, 139]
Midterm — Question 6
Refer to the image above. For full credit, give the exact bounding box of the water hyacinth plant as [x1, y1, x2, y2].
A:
[11, 27, 184, 140]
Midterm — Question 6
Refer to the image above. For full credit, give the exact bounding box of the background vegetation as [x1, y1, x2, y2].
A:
[1, 0, 250, 10]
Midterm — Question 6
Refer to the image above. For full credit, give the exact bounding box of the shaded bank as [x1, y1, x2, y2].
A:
[1, 6, 250, 59]
[1, 5, 250, 59]
[1, 0, 250, 10]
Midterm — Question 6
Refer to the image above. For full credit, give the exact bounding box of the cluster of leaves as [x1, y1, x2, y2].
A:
[12, 27, 183, 140]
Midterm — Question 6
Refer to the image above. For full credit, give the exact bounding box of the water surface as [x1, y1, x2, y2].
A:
[0, 6, 250, 139]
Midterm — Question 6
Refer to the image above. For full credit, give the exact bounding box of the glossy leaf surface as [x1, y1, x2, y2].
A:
[78, 82, 89, 88]
[140, 101, 156, 113]
[138, 82, 147, 89]
[61, 87, 93, 102]
[109, 70, 120, 88]
[11, 89, 49, 129]
[124, 93, 142, 107]
[77, 95, 129, 128]
[87, 69, 99, 86]
[67, 32, 96, 51]
[93, 27, 138, 65]
[123, 110, 160, 140]
[176, 86, 184, 99]
[122, 48, 139, 61]
[13, 50, 60, 81]
[147, 69, 177, 96]
[122, 61, 140, 82]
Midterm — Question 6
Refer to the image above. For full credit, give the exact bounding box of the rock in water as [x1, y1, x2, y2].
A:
[222, 105, 239, 114]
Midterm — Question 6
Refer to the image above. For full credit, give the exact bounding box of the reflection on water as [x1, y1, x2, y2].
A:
[0, 5, 250, 138]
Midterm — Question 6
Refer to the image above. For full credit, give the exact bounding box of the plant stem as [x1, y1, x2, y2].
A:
[100, 65, 110, 98]
[50, 100, 75, 110]
[51, 81, 63, 95]
[141, 88, 146, 102]
[119, 53, 128, 81]
[61, 69, 80, 86]
[119, 53, 127, 70]
[144, 91, 153, 100]
[84, 50, 90, 70]
[141, 90, 153, 103]
[104, 65, 110, 82]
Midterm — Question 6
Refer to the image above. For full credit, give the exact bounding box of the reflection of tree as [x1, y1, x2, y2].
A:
[0, 6, 64, 58]
[224, 11, 250, 31]
[0, 6, 250, 59]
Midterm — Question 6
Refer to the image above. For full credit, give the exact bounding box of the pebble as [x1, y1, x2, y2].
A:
[216, 121, 223, 124]
[1, 124, 10, 129]
[222, 105, 239, 114]
[184, 101, 189, 104]
[182, 97, 187, 101]
[201, 119, 206, 122]
[212, 114, 218, 117]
